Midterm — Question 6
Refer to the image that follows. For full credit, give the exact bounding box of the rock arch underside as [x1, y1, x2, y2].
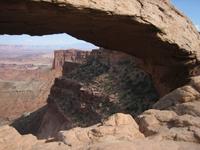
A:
[1, 0, 200, 95]
[1, 0, 200, 150]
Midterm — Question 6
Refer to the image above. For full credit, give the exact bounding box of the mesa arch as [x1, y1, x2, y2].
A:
[0, 0, 200, 96]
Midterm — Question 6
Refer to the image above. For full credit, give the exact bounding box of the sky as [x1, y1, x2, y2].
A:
[0, 0, 199, 49]
[0, 33, 98, 50]
[171, 0, 200, 31]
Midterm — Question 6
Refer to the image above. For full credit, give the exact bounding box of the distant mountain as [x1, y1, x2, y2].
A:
[0, 44, 96, 58]
[0, 45, 52, 58]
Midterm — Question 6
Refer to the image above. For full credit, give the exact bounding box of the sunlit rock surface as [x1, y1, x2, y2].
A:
[0, 0, 200, 149]
[0, 0, 200, 93]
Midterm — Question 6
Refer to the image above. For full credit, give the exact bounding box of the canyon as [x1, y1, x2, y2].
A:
[36, 49, 158, 139]
[3, 48, 200, 150]
[0, 50, 56, 125]
[0, 0, 200, 150]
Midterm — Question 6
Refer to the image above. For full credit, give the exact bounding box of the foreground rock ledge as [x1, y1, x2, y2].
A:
[138, 76, 200, 144]
[0, 0, 200, 93]
[1, 113, 200, 150]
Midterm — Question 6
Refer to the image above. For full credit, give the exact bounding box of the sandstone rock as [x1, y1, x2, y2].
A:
[52, 49, 90, 70]
[0, 0, 200, 93]
[31, 142, 68, 150]
[189, 126, 200, 141]
[172, 101, 200, 117]
[153, 76, 200, 111]
[0, 125, 37, 150]
[103, 113, 138, 126]
[138, 109, 177, 136]
[1, 0, 199, 61]
[137, 76, 200, 144]
[0, 125, 69, 150]
[0, 124, 200, 150]
[153, 85, 200, 109]
[190, 76, 200, 92]
[87, 139, 200, 150]
[57, 113, 144, 148]
[138, 107, 200, 143]
[1, 0, 200, 149]
[172, 114, 200, 128]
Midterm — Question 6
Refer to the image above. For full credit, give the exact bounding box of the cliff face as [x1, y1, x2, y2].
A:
[52, 49, 91, 70]
[0, 68, 57, 124]
[37, 49, 159, 138]
[11, 49, 91, 136]
[1, 0, 200, 94]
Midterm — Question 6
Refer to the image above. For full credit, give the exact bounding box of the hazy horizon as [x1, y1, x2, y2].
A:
[0, 33, 98, 51]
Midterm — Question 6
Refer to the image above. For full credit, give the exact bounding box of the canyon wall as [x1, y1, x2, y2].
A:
[12, 49, 92, 135]
[52, 49, 91, 70]
[0, 66, 58, 124]
[0, 51, 55, 127]
[37, 49, 159, 138]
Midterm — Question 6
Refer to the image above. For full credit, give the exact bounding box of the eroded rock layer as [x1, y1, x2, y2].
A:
[37, 49, 159, 138]
[137, 76, 200, 144]
[1, 113, 200, 150]
[52, 49, 91, 70]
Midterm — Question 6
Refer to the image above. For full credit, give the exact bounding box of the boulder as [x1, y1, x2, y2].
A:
[87, 139, 200, 150]
[0, 125, 69, 150]
[1, 114, 200, 150]
[57, 113, 144, 148]
[153, 85, 200, 109]
[138, 103, 200, 143]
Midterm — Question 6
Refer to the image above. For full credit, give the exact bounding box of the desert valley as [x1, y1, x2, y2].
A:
[0, 0, 200, 150]
[0, 46, 56, 124]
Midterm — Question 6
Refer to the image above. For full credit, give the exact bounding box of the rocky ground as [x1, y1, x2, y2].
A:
[1, 113, 200, 150]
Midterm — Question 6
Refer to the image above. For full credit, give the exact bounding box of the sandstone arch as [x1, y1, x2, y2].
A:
[0, 0, 200, 95]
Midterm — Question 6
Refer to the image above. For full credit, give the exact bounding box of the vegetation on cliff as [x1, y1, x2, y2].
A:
[66, 50, 159, 116]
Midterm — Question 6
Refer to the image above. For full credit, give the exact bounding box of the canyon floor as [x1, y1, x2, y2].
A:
[0, 51, 58, 125]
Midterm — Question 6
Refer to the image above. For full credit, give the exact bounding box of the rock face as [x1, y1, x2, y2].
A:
[37, 49, 159, 138]
[0, 0, 200, 93]
[52, 49, 90, 70]
[0, 125, 68, 150]
[0, 64, 58, 125]
[138, 76, 200, 144]
[56, 113, 144, 148]
[1, 114, 200, 150]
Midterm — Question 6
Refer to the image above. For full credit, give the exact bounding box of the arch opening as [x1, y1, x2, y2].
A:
[1, 0, 199, 97]
[0, 33, 97, 127]
[0, 33, 159, 138]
